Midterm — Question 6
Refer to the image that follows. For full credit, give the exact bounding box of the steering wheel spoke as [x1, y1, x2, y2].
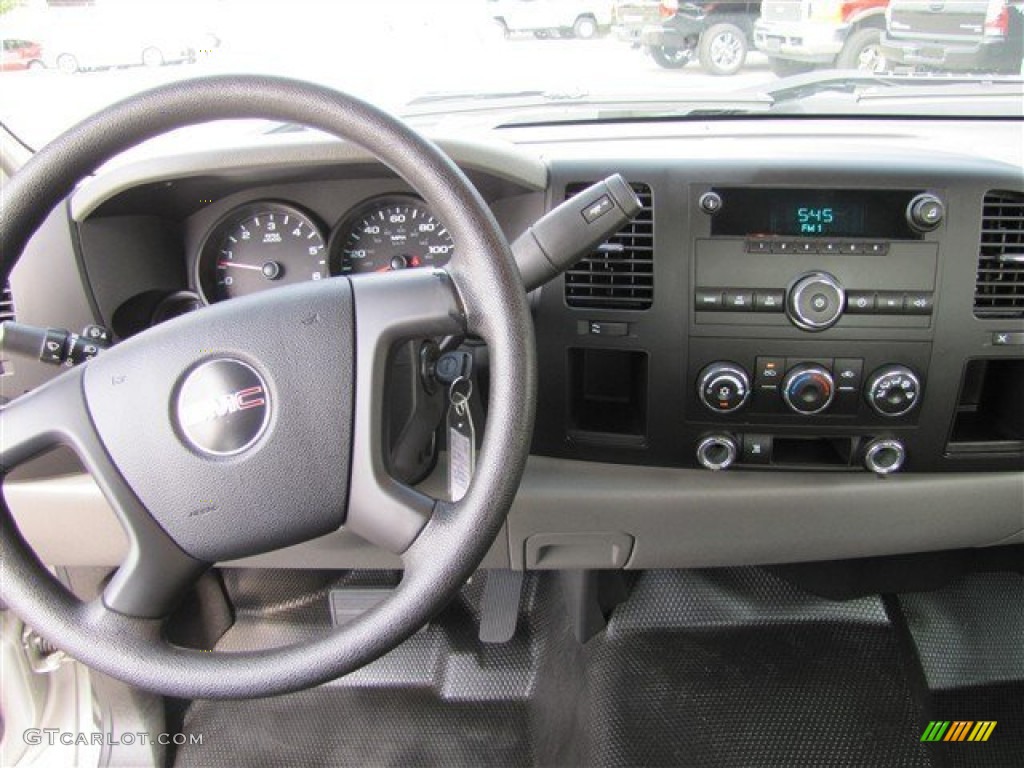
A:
[0, 368, 207, 619]
[345, 268, 466, 554]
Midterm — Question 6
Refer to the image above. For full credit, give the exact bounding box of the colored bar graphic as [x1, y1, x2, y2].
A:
[921, 720, 996, 742]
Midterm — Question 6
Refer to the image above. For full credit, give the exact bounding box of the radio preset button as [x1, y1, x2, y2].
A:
[746, 239, 772, 253]
[863, 242, 889, 255]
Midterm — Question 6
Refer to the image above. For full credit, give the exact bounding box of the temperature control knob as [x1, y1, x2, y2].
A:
[698, 362, 751, 414]
[866, 365, 922, 417]
[782, 364, 835, 415]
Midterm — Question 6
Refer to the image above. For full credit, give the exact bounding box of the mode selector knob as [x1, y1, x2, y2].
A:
[782, 364, 835, 415]
[787, 272, 845, 331]
[866, 365, 922, 417]
[698, 362, 750, 414]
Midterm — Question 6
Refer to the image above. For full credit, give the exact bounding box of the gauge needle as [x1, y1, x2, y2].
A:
[218, 261, 263, 271]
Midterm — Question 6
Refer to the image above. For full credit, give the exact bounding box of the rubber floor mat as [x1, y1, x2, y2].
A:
[173, 568, 1020, 767]
[580, 571, 933, 767]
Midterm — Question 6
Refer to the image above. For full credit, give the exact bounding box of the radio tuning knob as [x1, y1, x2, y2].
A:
[906, 193, 945, 232]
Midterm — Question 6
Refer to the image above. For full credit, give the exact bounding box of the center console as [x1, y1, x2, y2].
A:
[531, 162, 1024, 476]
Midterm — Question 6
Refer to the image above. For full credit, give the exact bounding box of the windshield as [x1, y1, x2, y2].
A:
[0, 0, 1021, 148]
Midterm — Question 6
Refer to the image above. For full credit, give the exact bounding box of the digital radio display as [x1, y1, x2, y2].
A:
[709, 188, 921, 240]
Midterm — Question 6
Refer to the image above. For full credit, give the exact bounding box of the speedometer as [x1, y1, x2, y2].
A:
[331, 196, 454, 275]
[197, 202, 327, 303]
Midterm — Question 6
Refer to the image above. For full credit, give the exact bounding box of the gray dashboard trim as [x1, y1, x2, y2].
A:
[70, 134, 548, 221]
[8, 459, 1022, 570]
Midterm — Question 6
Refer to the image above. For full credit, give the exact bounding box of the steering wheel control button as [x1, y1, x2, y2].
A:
[866, 365, 922, 417]
[754, 290, 785, 312]
[864, 439, 907, 475]
[907, 193, 945, 232]
[699, 191, 723, 214]
[742, 434, 772, 465]
[782, 364, 835, 416]
[787, 272, 845, 331]
[698, 362, 751, 414]
[696, 434, 738, 471]
[176, 359, 270, 456]
[723, 289, 754, 311]
[846, 291, 876, 314]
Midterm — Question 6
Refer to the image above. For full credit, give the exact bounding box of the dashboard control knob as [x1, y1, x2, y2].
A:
[864, 438, 906, 475]
[781, 364, 835, 415]
[906, 193, 945, 232]
[696, 434, 738, 471]
[866, 365, 922, 417]
[786, 272, 845, 331]
[699, 191, 723, 214]
[698, 362, 751, 414]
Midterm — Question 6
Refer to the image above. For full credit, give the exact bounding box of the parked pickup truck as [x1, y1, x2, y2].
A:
[642, 0, 760, 75]
[754, 0, 890, 76]
[881, 0, 1023, 75]
[490, 0, 614, 39]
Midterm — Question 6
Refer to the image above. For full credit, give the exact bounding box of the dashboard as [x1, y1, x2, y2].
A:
[4, 118, 1023, 572]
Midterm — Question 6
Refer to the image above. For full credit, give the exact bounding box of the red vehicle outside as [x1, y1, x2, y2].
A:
[1, 38, 44, 71]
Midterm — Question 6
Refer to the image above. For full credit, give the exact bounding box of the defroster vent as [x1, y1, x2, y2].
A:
[975, 190, 1024, 319]
[564, 182, 653, 310]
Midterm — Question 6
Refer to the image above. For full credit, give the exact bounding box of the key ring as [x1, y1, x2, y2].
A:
[449, 376, 473, 416]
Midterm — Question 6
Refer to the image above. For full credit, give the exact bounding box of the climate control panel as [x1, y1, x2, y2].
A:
[695, 357, 923, 420]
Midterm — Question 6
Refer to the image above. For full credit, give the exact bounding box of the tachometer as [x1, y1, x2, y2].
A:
[197, 202, 327, 303]
[331, 196, 454, 275]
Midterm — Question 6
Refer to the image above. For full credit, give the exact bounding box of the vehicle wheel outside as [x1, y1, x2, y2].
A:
[698, 22, 747, 76]
[27, 59, 44, 70]
[494, 18, 510, 39]
[56, 53, 78, 74]
[836, 27, 884, 72]
[768, 56, 817, 77]
[142, 47, 165, 68]
[534, 30, 550, 39]
[573, 15, 598, 39]
[649, 45, 691, 69]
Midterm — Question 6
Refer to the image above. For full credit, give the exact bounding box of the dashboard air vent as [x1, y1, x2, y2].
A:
[564, 182, 653, 310]
[0, 282, 15, 323]
[975, 190, 1024, 319]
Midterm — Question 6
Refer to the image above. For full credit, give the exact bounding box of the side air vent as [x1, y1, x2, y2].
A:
[564, 182, 653, 310]
[0, 282, 15, 323]
[975, 190, 1024, 319]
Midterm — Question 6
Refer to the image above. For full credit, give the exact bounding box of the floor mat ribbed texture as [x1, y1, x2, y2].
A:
[174, 568, 1020, 767]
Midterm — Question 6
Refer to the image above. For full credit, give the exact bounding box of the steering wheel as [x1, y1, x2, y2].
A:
[0, 76, 536, 699]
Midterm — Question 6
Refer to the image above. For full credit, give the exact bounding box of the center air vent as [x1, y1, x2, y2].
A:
[564, 182, 653, 310]
[975, 190, 1024, 319]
